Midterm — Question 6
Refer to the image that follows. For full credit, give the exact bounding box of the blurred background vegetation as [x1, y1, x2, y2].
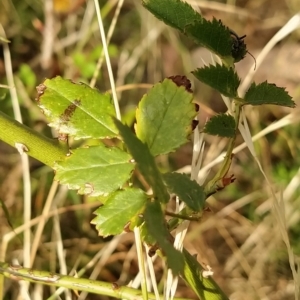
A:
[0, 0, 300, 299]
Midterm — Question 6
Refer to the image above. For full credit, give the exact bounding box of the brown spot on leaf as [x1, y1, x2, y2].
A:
[59, 99, 81, 123]
[123, 221, 132, 233]
[58, 133, 68, 142]
[35, 83, 46, 104]
[191, 120, 199, 131]
[36, 83, 46, 95]
[168, 75, 193, 93]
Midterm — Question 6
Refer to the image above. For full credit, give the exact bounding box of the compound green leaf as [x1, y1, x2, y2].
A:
[244, 81, 295, 107]
[142, 0, 202, 32]
[36, 76, 118, 139]
[204, 114, 236, 138]
[91, 188, 147, 237]
[135, 78, 196, 156]
[162, 172, 205, 211]
[54, 145, 134, 196]
[114, 120, 169, 203]
[144, 201, 184, 274]
[193, 64, 240, 98]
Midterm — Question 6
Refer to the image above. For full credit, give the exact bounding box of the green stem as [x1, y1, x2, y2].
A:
[166, 210, 201, 222]
[204, 102, 242, 197]
[0, 262, 191, 300]
[0, 110, 68, 167]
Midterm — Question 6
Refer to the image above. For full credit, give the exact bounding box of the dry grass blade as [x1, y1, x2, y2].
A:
[273, 193, 300, 300]
[93, 0, 121, 120]
[90, 0, 124, 88]
[0, 24, 32, 299]
[239, 13, 300, 96]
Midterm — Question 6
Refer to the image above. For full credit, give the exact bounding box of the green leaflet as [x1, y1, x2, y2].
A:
[54, 145, 134, 196]
[135, 78, 196, 156]
[36, 76, 118, 139]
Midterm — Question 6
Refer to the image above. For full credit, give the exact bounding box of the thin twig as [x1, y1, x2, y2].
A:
[30, 181, 59, 266]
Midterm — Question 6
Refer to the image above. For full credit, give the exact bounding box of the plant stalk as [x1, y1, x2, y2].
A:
[0, 262, 191, 300]
[0, 110, 68, 167]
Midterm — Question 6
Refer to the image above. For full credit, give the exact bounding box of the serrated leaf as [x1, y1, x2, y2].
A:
[36, 76, 118, 139]
[204, 114, 236, 138]
[114, 120, 169, 203]
[91, 188, 147, 237]
[142, 1, 234, 65]
[244, 81, 295, 107]
[144, 201, 184, 274]
[193, 64, 240, 98]
[54, 145, 134, 196]
[162, 173, 205, 211]
[142, 0, 202, 32]
[135, 79, 196, 156]
[185, 18, 233, 62]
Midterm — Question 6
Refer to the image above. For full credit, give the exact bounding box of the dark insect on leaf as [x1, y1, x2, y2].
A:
[229, 29, 256, 69]
[168, 75, 193, 93]
[229, 29, 247, 62]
